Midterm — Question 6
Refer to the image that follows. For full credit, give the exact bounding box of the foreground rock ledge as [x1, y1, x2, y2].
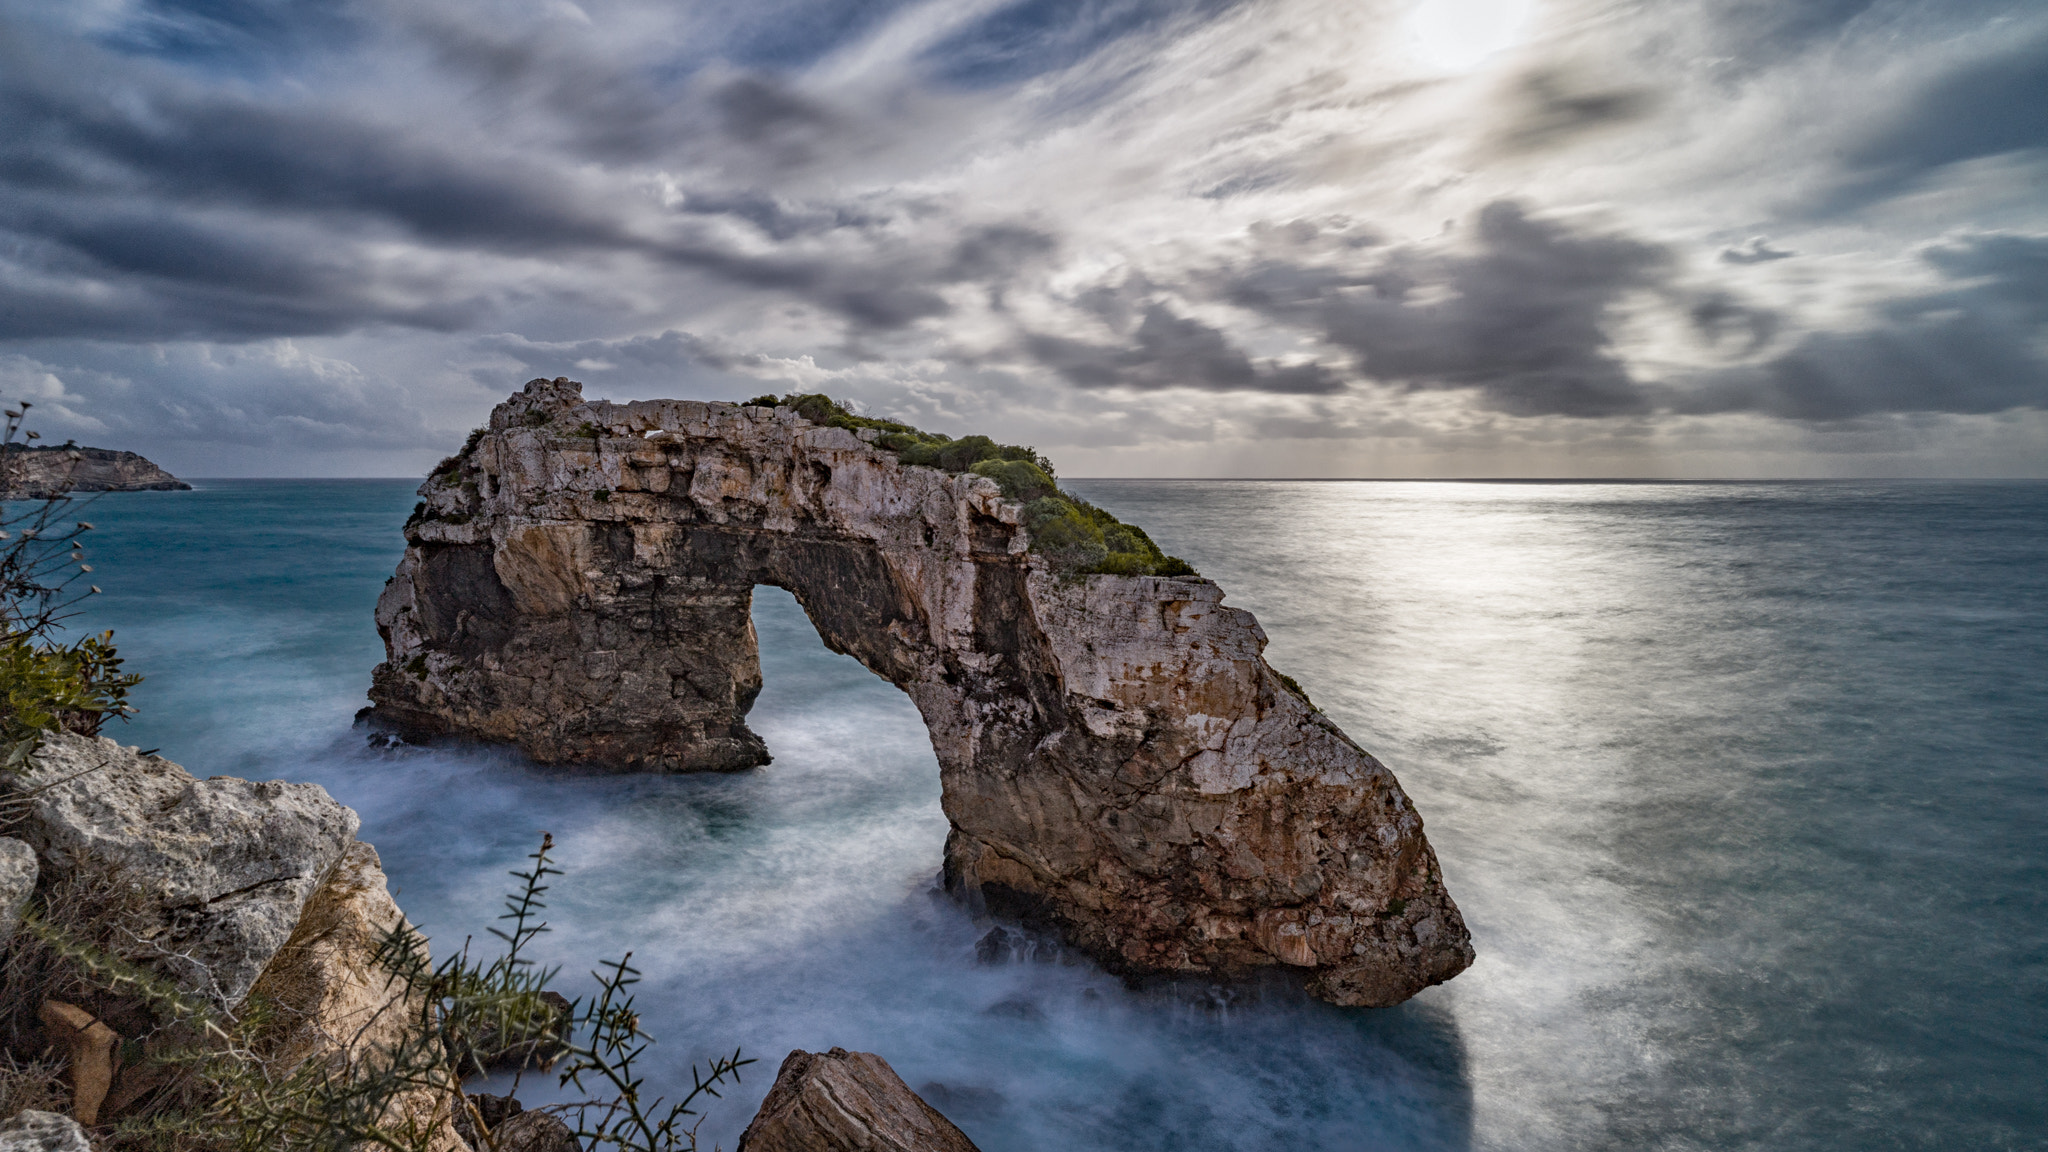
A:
[367, 378, 1474, 1005]
[738, 1048, 980, 1152]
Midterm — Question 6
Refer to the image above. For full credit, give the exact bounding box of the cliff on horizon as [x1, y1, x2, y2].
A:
[2, 445, 190, 498]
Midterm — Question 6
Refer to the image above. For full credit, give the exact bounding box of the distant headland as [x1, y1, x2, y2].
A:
[1, 444, 190, 498]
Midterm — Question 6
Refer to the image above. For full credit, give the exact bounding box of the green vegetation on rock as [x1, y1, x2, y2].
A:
[0, 401, 140, 773]
[746, 393, 1199, 579]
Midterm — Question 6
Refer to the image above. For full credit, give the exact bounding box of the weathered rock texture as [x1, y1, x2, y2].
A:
[1, 447, 189, 499]
[0, 1110, 92, 1152]
[0, 837, 33, 951]
[737, 1048, 981, 1152]
[245, 841, 467, 1152]
[366, 378, 1473, 1006]
[6, 733, 359, 1007]
[2, 734, 464, 1148]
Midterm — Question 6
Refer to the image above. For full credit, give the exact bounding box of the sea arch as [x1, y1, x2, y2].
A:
[366, 378, 1474, 1007]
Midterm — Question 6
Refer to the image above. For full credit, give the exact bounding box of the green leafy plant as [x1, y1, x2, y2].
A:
[0, 400, 141, 773]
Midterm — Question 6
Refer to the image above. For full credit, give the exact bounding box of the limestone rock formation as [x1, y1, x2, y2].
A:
[0, 837, 33, 952]
[4, 734, 466, 1149]
[737, 1048, 981, 1152]
[5, 732, 359, 1006]
[367, 377, 1473, 1006]
[1, 447, 189, 499]
[0, 1110, 92, 1152]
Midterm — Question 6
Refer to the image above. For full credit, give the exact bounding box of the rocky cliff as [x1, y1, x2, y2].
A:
[2, 447, 189, 499]
[366, 377, 1473, 1007]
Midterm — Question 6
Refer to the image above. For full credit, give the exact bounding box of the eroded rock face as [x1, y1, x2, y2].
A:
[366, 378, 1473, 1005]
[5, 733, 359, 1007]
[737, 1048, 981, 1152]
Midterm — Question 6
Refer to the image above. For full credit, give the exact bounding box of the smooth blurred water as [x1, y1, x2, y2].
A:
[63, 479, 2048, 1151]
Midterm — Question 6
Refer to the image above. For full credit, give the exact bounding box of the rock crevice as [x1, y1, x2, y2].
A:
[367, 378, 1474, 1006]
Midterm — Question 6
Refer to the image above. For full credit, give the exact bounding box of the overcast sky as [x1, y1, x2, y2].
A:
[2, 0, 2044, 477]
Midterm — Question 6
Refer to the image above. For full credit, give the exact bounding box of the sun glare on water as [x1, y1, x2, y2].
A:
[1403, 0, 1537, 71]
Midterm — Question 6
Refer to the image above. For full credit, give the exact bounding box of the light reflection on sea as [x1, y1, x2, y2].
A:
[77, 478, 2048, 1151]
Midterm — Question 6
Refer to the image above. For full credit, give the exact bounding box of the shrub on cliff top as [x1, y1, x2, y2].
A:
[756, 392, 1199, 579]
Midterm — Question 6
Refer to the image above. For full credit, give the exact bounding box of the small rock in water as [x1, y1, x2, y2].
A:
[980, 996, 1044, 1022]
[973, 927, 1011, 965]
[487, 1110, 579, 1152]
[0, 1110, 92, 1152]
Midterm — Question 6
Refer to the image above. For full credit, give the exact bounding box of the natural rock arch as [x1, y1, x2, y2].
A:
[367, 378, 1473, 1006]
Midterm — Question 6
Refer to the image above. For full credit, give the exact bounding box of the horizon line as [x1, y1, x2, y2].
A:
[167, 475, 2048, 484]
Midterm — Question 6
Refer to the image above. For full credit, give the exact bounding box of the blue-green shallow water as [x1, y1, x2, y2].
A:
[54, 478, 2048, 1151]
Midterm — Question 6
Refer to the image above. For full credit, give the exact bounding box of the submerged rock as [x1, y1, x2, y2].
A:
[4, 733, 359, 1007]
[737, 1048, 981, 1152]
[365, 377, 1474, 1006]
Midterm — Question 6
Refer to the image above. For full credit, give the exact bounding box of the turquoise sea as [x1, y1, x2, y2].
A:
[63, 478, 2048, 1151]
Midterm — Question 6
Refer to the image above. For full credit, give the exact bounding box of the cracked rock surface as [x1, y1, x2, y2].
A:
[367, 377, 1473, 1005]
[4, 732, 358, 1007]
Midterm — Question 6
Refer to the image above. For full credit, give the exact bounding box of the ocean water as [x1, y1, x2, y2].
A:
[61, 478, 2048, 1151]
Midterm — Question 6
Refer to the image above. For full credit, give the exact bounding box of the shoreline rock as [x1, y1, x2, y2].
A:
[1, 447, 189, 499]
[7, 733, 359, 1007]
[1, 734, 464, 1149]
[365, 377, 1474, 1007]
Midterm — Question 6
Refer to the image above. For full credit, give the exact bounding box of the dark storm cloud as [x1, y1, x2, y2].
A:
[1222, 202, 1668, 416]
[0, 32, 1059, 341]
[1025, 303, 1344, 394]
[1218, 206, 2046, 422]
[1680, 233, 2048, 419]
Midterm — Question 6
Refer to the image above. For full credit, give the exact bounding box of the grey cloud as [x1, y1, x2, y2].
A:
[1025, 304, 1345, 394]
[1678, 232, 2048, 419]
[0, 23, 1060, 343]
[473, 329, 735, 388]
[1688, 291, 1779, 354]
[1721, 237, 1795, 264]
[0, 342, 459, 465]
[1490, 67, 1657, 154]
[1223, 201, 1668, 417]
